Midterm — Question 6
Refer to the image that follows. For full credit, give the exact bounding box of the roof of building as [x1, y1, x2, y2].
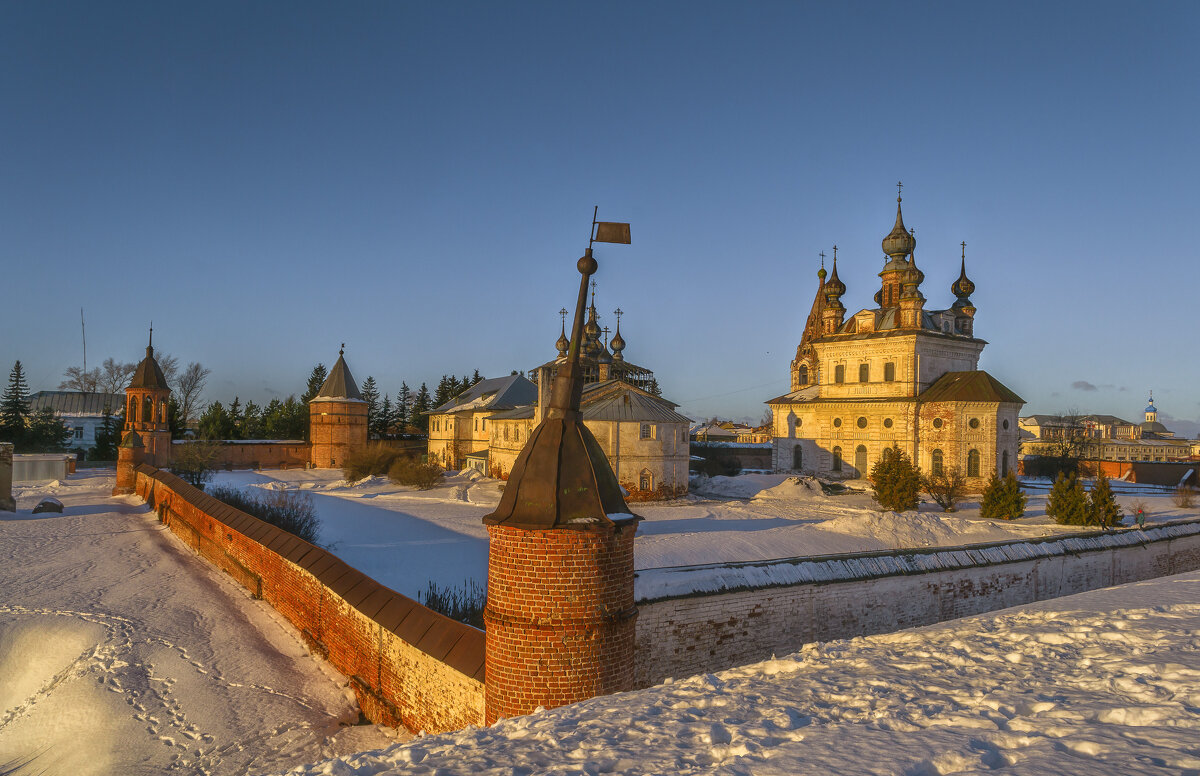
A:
[577, 380, 691, 424]
[313, 351, 364, 402]
[29, 391, 124, 416]
[129, 345, 169, 390]
[1140, 421, 1170, 434]
[765, 385, 821, 405]
[919, 371, 1025, 405]
[430, 374, 537, 414]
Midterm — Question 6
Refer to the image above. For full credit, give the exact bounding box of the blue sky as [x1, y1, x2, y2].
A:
[3, 1, 1198, 431]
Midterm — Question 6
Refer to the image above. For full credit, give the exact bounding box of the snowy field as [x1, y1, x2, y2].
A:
[282, 570, 1200, 776]
[210, 469, 1200, 602]
[0, 472, 398, 776]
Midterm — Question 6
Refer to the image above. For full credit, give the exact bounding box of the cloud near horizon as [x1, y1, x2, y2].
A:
[1072, 380, 1098, 392]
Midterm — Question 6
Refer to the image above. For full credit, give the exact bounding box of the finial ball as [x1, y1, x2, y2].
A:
[577, 249, 598, 276]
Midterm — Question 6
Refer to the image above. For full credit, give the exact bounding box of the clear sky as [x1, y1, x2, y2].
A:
[3, 1, 1198, 432]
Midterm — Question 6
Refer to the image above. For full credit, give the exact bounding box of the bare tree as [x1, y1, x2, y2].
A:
[175, 362, 211, 426]
[157, 353, 180, 388]
[98, 358, 136, 395]
[59, 366, 101, 392]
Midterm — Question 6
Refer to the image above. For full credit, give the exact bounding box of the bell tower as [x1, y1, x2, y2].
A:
[124, 328, 172, 467]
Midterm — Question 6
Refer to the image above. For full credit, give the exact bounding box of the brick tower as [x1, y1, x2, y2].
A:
[124, 330, 172, 467]
[112, 429, 144, 496]
[482, 233, 639, 724]
[308, 346, 368, 469]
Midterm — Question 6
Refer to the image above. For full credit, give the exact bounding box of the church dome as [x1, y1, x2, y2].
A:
[824, 259, 846, 299]
[882, 198, 915, 258]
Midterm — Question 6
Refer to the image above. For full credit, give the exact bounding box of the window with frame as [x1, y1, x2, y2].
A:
[798, 365, 808, 385]
[931, 449, 944, 477]
[640, 423, 654, 440]
[639, 470, 653, 491]
[884, 362, 895, 382]
[834, 365, 845, 384]
[859, 363, 869, 383]
[832, 446, 843, 472]
[967, 449, 981, 477]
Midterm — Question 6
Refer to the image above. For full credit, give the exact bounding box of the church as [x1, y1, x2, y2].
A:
[766, 189, 1024, 488]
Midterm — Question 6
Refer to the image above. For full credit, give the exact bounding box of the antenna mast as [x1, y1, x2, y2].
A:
[81, 308, 87, 375]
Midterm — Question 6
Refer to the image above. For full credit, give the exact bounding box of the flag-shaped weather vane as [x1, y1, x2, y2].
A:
[483, 207, 637, 530]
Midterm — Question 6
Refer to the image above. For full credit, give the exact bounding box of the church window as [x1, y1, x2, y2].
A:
[968, 449, 981, 477]
[883, 418, 893, 429]
[833, 418, 842, 428]
[932, 417, 944, 429]
[931, 449, 944, 477]
[482, 418, 487, 430]
[129, 397, 137, 423]
[798, 365, 808, 385]
[793, 445, 803, 470]
[859, 364, 869, 383]
[857, 417, 867, 429]
[832, 446, 843, 472]
[143, 396, 153, 425]
[884, 362, 895, 382]
[854, 445, 867, 476]
[640, 423, 655, 440]
[1002, 450, 1010, 476]
[160, 401, 167, 424]
[969, 418, 980, 429]
[639, 470, 653, 491]
[503, 426, 509, 441]
[835, 365, 845, 384]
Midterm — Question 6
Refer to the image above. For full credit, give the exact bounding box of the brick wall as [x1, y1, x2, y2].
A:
[633, 522, 1200, 687]
[171, 440, 313, 470]
[132, 464, 484, 733]
[309, 399, 368, 469]
[484, 522, 637, 723]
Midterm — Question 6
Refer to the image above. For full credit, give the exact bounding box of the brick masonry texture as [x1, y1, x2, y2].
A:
[633, 527, 1200, 687]
[484, 523, 638, 724]
[132, 465, 484, 733]
[309, 400, 368, 469]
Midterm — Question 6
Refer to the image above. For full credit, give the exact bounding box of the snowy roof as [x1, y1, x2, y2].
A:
[29, 391, 124, 416]
[312, 352, 364, 402]
[429, 374, 537, 415]
[578, 380, 691, 424]
[765, 385, 821, 405]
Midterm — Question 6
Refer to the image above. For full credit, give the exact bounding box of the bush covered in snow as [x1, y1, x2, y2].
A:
[209, 485, 321, 543]
[342, 443, 404, 481]
[388, 456, 443, 490]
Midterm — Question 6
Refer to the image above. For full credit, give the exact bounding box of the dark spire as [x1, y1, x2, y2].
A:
[882, 184, 916, 259]
[610, 308, 626, 360]
[130, 327, 169, 390]
[484, 242, 636, 531]
[824, 246, 846, 302]
[314, 346, 364, 401]
[556, 308, 570, 357]
[952, 240, 976, 306]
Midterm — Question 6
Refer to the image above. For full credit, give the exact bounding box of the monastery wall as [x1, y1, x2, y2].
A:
[171, 440, 313, 470]
[132, 464, 485, 733]
[632, 520, 1200, 687]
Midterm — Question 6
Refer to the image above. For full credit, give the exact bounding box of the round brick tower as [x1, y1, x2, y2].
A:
[308, 346, 368, 469]
[112, 429, 144, 496]
[124, 331, 172, 468]
[482, 244, 639, 724]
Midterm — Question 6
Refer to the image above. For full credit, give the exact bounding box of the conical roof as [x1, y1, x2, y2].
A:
[130, 344, 169, 390]
[313, 348, 364, 402]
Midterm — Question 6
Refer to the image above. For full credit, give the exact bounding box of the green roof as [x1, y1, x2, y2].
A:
[920, 371, 1024, 405]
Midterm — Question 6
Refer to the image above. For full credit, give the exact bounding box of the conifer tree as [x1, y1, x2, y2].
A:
[396, 382, 412, 432]
[0, 360, 31, 446]
[980, 470, 1027, 520]
[93, 404, 122, 460]
[472, 369, 482, 385]
[377, 394, 393, 438]
[648, 378, 663, 397]
[198, 401, 234, 440]
[361, 376, 380, 437]
[227, 397, 243, 440]
[869, 445, 921, 512]
[26, 407, 71, 452]
[241, 400, 263, 439]
[1047, 472, 1089, 525]
[301, 364, 328, 404]
[1088, 473, 1122, 528]
[412, 383, 431, 433]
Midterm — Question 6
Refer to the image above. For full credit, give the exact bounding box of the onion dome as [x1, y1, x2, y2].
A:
[596, 345, 613, 365]
[824, 256, 846, 302]
[556, 323, 570, 357]
[882, 196, 916, 259]
[610, 321, 626, 362]
[951, 243, 975, 306]
[1145, 393, 1156, 414]
[130, 330, 169, 390]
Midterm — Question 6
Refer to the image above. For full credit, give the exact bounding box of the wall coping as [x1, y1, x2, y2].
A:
[135, 463, 484, 681]
[635, 516, 1200, 603]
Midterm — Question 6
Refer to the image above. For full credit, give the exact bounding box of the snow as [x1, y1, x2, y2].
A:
[0, 471, 398, 775]
[205, 470, 1200, 604]
[280, 570, 1200, 776]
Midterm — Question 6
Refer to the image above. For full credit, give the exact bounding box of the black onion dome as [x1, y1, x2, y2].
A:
[882, 198, 916, 258]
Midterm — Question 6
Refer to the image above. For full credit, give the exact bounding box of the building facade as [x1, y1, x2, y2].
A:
[767, 193, 1024, 489]
[29, 391, 124, 452]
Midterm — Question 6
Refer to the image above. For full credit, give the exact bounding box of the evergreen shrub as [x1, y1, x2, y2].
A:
[980, 471, 1027, 521]
[1047, 472, 1089, 525]
[1088, 474, 1122, 528]
[869, 445, 921, 512]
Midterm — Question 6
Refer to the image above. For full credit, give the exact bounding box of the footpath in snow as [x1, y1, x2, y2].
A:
[284, 570, 1200, 776]
[0, 471, 397, 776]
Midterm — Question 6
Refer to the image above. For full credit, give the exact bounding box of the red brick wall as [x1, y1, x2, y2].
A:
[133, 465, 484, 733]
[171, 441, 313, 470]
[309, 400, 368, 469]
[484, 522, 638, 723]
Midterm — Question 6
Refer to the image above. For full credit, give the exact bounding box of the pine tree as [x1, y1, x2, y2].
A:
[396, 382, 412, 432]
[412, 383, 431, 433]
[472, 369, 483, 385]
[227, 397, 244, 440]
[869, 445, 921, 512]
[26, 407, 71, 452]
[198, 401, 233, 440]
[377, 394, 393, 438]
[93, 404, 122, 460]
[302, 364, 328, 404]
[361, 376, 380, 438]
[0, 360, 31, 446]
[1088, 473, 1122, 528]
[980, 470, 1027, 520]
[241, 400, 263, 439]
[648, 377, 663, 397]
[1047, 472, 1089, 525]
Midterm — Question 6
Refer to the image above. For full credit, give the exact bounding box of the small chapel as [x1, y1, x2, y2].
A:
[766, 188, 1024, 488]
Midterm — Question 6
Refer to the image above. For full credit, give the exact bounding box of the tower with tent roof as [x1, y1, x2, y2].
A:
[308, 345, 368, 469]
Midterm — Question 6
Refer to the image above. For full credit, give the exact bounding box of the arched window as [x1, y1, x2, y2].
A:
[793, 445, 803, 470]
[884, 362, 895, 382]
[832, 446, 843, 472]
[798, 364, 808, 385]
[160, 400, 167, 424]
[968, 449, 981, 477]
[129, 397, 137, 423]
[855, 445, 867, 477]
[834, 365, 845, 384]
[931, 449, 944, 477]
[639, 470, 653, 491]
[1002, 450, 1009, 477]
[859, 363, 869, 383]
[143, 396, 153, 426]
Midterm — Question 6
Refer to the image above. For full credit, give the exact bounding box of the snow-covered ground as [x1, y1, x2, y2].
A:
[0, 471, 398, 776]
[210, 469, 1200, 602]
[282, 570, 1200, 776]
